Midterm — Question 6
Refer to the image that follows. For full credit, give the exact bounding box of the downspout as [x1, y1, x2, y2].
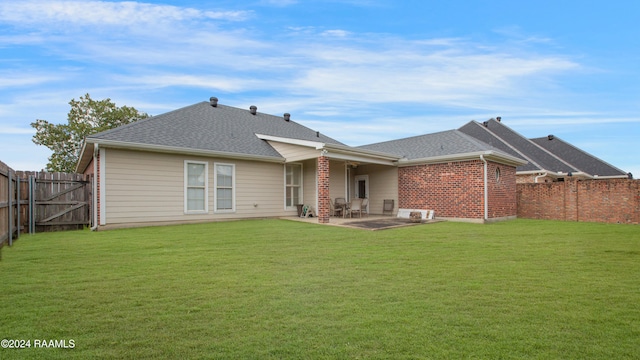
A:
[480, 154, 488, 221]
[91, 144, 99, 231]
[534, 172, 547, 183]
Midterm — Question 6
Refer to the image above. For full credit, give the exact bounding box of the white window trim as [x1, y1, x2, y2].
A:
[214, 162, 236, 213]
[284, 163, 303, 210]
[184, 160, 209, 214]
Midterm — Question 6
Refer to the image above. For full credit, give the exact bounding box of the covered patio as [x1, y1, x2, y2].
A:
[263, 134, 402, 224]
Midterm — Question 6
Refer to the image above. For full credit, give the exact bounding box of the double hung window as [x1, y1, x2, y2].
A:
[215, 163, 235, 212]
[285, 164, 302, 208]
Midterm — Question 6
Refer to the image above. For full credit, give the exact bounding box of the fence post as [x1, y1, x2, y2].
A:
[16, 176, 20, 239]
[29, 175, 35, 234]
[8, 169, 13, 246]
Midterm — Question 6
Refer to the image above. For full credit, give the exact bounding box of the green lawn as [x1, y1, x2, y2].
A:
[1, 219, 638, 359]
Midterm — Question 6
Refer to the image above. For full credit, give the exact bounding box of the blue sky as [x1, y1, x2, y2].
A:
[1, 0, 638, 176]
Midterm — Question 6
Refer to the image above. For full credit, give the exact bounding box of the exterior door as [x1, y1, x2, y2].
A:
[354, 175, 369, 199]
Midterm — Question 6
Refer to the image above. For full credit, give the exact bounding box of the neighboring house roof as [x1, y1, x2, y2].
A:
[458, 118, 628, 178]
[358, 129, 526, 166]
[530, 135, 628, 178]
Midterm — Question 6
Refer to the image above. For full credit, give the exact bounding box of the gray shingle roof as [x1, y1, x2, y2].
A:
[358, 129, 513, 160]
[531, 135, 627, 177]
[458, 119, 628, 177]
[88, 101, 345, 158]
[458, 120, 575, 173]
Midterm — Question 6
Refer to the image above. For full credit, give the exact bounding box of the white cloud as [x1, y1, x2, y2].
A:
[0, 1, 250, 26]
[129, 74, 267, 92]
[321, 29, 351, 37]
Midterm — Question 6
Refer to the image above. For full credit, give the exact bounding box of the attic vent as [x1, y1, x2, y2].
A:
[283, 113, 290, 122]
[316, 131, 320, 138]
[250, 105, 257, 115]
[548, 134, 554, 140]
[482, 121, 489, 127]
[496, 116, 502, 122]
[210, 97, 218, 107]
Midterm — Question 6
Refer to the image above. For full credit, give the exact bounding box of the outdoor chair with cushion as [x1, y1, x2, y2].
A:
[349, 198, 364, 218]
[335, 197, 347, 217]
[330, 198, 343, 217]
[383, 199, 394, 215]
[361, 198, 369, 216]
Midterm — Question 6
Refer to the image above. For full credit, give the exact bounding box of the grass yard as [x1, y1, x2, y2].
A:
[1, 219, 639, 359]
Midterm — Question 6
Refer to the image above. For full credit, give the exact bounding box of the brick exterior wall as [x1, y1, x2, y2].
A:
[517, 179, 640, 224]
[398, 160, 518, 220]
[317, 155, 330, 223]
[487, 162, 518, 218]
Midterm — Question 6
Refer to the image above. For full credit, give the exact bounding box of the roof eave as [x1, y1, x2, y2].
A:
[75, 141, 94, 174]
[256, 133, 401, 165]
[323, 143, 401, 161]
[398, 150, 527, 167]
[85, 138, 286, 163]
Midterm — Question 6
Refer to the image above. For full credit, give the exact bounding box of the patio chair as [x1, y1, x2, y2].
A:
[361, 198, 369, 216]
[330, 198, 343, 217]
[335, 197, 347, 217]
[349, 198, 364, 218]
[383, 199, 394, 215]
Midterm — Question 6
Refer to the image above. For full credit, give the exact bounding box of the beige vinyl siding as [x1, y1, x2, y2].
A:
[329, 160, 347, 201]
[355, 164, 398, 215]
[267, 141, 319, 162]
[103, 148, 293, 225]
[301, 159, 317, 209]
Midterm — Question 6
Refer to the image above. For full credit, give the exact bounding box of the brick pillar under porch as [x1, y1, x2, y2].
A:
[317, 155, 330, 223]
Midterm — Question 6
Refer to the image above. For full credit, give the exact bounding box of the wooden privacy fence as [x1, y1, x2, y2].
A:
[0, 160, 20, 250]
[1, 160, 92, 253]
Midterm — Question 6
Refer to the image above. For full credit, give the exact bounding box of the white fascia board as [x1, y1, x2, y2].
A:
[322, 143, 401, 161]
[255, 134, 325, 149]
[256, 133, 401, 165]
[75, 141, 93, 173]
[398, 151, 527, 167]
[592, 175, 628, 179]
[323, 151, 398, 166]
[86, 138, 285, 163]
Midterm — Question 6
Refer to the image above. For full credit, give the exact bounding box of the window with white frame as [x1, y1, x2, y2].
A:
[185, 161, 208, 213]
[285, 163, 302, 208]
[215, 163, 235, 212]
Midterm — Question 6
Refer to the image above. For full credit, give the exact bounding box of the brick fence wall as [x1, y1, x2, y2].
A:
[517, 179, 639, 224]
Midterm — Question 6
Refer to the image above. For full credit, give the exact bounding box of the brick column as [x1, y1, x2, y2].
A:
[317, 155, 330, 223]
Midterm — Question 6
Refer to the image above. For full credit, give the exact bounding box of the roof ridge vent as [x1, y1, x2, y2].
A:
[283, 113, 290, 122]
[210, 97, 218, 107]
[250, 105, 257, 115]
